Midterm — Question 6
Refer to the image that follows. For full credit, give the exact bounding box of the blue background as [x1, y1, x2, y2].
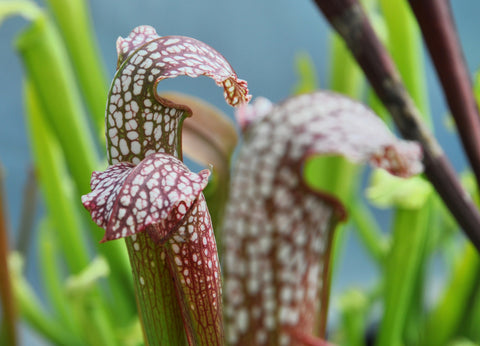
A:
[1, 1, 479, 344]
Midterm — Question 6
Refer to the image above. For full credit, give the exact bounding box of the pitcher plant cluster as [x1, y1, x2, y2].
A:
[80, 25, 422, 345]
[2, 0, 480, 346]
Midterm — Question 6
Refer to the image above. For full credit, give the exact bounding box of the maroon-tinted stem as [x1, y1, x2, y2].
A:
[312, 0, 480, 250]
[16, 167, 37, 255]
[124, 236, 187, 344]
[315, 219, 335, 338]
[407, 0, 480, 189]
[0, 168, 17, 346]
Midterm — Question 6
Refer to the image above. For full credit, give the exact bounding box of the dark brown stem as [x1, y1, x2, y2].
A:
[407, 0, 480, 189]
[16, 167, 37, 255]
[0, 167, 18, 345]
[311, 0, 480, 250]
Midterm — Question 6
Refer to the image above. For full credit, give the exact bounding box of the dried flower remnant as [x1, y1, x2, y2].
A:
[223, 91, 423, 345]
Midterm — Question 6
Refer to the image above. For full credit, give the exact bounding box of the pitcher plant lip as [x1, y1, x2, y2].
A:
[81, 153, 210, 244]
[114, 25, 251, 106]
[106, 25, 251, 166]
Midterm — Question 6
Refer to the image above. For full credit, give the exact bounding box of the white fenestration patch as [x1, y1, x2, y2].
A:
[223, 91, 423, 344]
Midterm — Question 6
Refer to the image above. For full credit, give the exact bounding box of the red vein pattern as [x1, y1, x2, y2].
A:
[164, 194, 223, 345]
[83, 25, 251, 344]
[223, 91, 423, 345]
[82, 152, 224, 344]
[107, 25, 251, 165]
[82, 153, 210, 243]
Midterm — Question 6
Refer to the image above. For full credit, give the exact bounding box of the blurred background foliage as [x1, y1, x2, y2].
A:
[1, 0, 480, 345]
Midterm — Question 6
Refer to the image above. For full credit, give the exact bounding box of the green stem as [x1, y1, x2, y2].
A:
[462, 278, 480, 340]
[38, 218, 82, 340]
[125, 236, 187, 344]
[45, 0, 108, 136]
[379, 0, 430, 123]
[422, 243, 480, 345]
[21, 23, 134, 300]
[338, 289, 368, 346]
[25, 81, 123, 344]
[9, 253, 81, 346]
[349, 200, 387, 264]
[16, 12, 99, 195]
[376, 202, 431, 346]
[25, 80, 90, 274]
[329, 33, 363, 98]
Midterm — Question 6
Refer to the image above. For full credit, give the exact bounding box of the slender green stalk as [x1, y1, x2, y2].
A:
[475, 69, 480, 108]
[45, 0, 108, 135]
[338, 289, 368, 346]
[349, 200, 387, 264]
[65, 257, 118, 346]
[25, 81, 90, 273]
[329, 33, 363, 98]
[125, 237, 187, 345]
[9, 252, 81, 346]
[376, 201, 431, 346]
[18, 13, 134, 301]
[0, 1, 41, 25]
[379, 0, 430, 123]
[422, 244, 480, 345]
[292, 52, 319, 95]
[25, 81, 121, 345]
[16, 12, 99, 195]
[38, 218, 82, 340]
[463, 282, 480, 341]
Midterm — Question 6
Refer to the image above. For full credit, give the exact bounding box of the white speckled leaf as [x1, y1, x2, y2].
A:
[116, 25, 159, 68]
[224, 91, 423, 345]
[107, 25, 251, 165]
[81, 153, 210, 243]
[237, 92, 423, 178]
[82, 162, 133, 230]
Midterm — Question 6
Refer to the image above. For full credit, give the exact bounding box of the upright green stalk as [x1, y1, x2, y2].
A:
[17, 11, 133, 308]
[38, 219, 82, 341]
[376, 201, 431, 346]
[8, 253, 79, 346]
[45, 0, 108, 134]
[124, 235, 187, 344]
[379, 0, 430, 122]
[337, 289, 369, 346]
[329, 33, 363, 98]
[25, 81, 90, 273]
[25, 81, 118, 345]
[16, 13, 99, 195]
[422, 244, 480, 345]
